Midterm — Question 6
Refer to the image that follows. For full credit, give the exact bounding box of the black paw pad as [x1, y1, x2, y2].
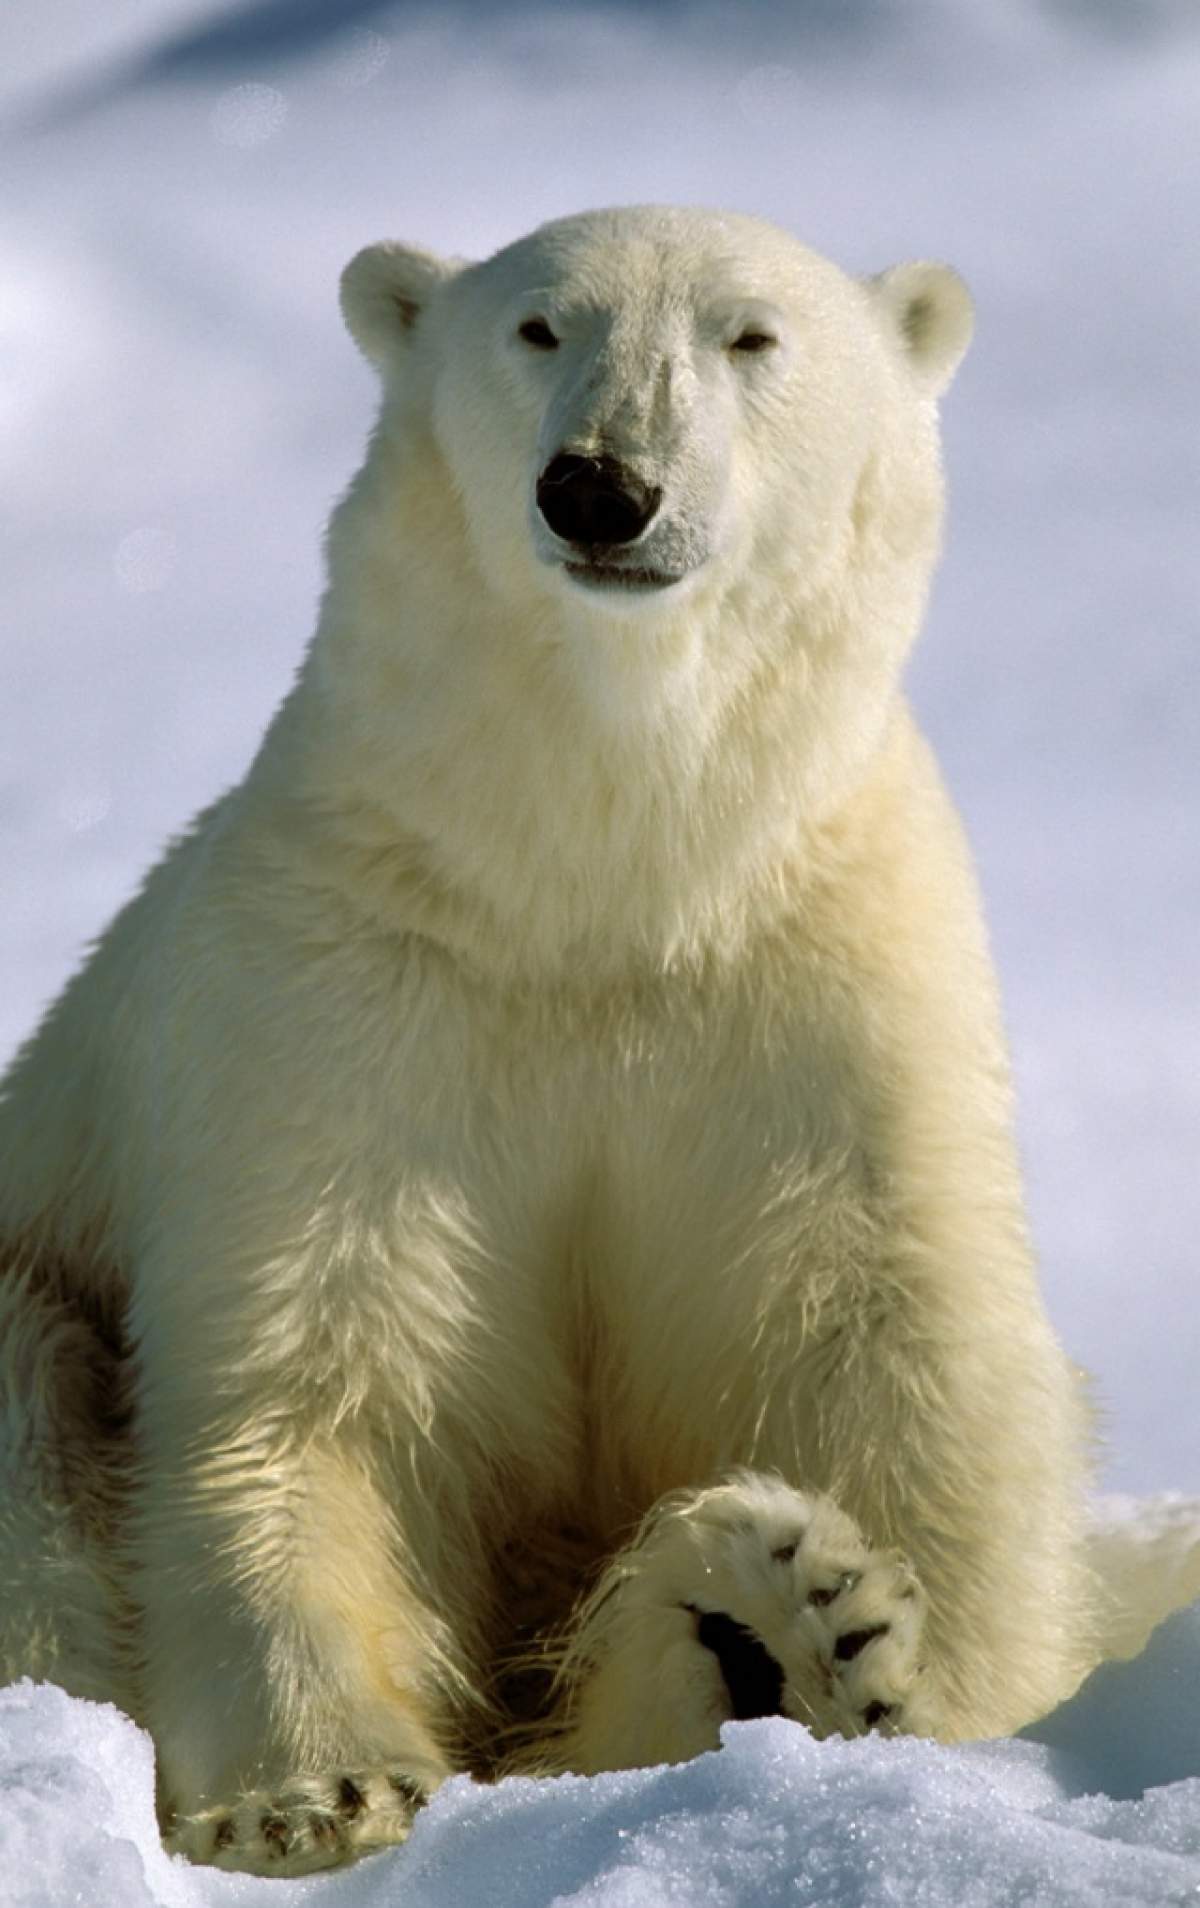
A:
[690, 1607, 786, 1721]
[833, 1623, 889, 1663]
[213, 1817, 235, 1851]
[809, 1568, 861, 1608]
[861, 1700, 896, 1728]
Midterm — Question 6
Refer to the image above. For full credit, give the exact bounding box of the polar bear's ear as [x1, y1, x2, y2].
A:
[869, 261, 974, 398]
[339, 241, 463, 369]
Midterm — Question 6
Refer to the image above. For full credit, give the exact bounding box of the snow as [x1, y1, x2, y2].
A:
[2, 1, 1199, 1902]
[5, 1503, 1200, 1906]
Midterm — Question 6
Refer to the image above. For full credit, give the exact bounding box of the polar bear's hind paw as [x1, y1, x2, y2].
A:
[166, 1767, 428, 1874]
[665, 1476, 930, 1741]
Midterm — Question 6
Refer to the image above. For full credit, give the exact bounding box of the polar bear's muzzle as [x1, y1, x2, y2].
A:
[536, 452, 684, 594]
[536, 453, 662, 548]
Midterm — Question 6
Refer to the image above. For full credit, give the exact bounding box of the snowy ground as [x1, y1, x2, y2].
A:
[2, 2, 1199, 1903]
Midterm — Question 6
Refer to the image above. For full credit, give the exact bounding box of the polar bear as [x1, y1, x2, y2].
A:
[0, 206, 1095, 1874]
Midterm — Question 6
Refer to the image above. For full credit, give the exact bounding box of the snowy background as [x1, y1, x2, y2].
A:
[2, 3, 1199, 1902]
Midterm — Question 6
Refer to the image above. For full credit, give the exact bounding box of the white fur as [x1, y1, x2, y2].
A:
[0, 207, 1094, 1875]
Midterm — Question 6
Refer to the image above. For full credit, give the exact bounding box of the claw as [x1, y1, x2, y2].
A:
[834, 1622, 889, 1663]
[809, 1567, 861, 1608]
[260, 1810, 290, 1857]
[337, 1777, 366, 1819]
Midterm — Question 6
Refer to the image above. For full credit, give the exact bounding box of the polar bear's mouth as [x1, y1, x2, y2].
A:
[563, 560, 681, 592]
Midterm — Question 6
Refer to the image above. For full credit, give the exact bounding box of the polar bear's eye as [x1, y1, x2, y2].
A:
[730, 331, 778, 355]
[517, 318, 559, 350]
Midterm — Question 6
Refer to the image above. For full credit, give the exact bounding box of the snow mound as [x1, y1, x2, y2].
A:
[4, 1597, 1200, 1907]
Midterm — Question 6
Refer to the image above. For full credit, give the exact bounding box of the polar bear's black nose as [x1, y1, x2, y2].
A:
[536, 454, 662, 547]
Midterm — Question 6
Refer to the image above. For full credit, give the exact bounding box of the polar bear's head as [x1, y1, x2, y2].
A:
[339, 206, 971, 639]
[329, 208, 973, 963]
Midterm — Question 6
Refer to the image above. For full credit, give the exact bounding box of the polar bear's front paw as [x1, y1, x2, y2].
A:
[165, 1766, 430, 1875]
[662, 1473, 929, 1740]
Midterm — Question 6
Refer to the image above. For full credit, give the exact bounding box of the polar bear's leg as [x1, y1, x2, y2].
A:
[138, 1426, 464, 1875]
[120, 1159, 517, 1876]
[555, 1472, 928, 1774]
[0, 1265, 129, 1704]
